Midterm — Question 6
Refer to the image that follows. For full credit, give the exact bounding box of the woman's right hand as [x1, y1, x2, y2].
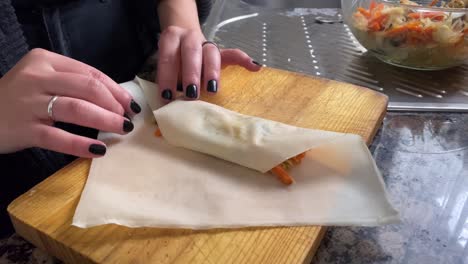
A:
[0, 48, 141, 157]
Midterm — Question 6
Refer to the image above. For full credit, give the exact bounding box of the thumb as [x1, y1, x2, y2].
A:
[221, 49, 262, 72]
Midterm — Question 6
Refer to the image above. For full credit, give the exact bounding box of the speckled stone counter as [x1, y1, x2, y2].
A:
[2, 112, 467, 264]
[313, 112, 468, 264]
[2, 0, 468, 262]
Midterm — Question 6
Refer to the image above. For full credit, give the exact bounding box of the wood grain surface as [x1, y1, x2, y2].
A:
[8, 66, 388, 264]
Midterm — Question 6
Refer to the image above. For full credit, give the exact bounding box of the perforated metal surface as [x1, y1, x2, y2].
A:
[204, 4, 468, 112]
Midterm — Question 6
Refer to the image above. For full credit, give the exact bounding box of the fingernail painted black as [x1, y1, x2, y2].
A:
[123, 120, 134, 133]
[177, 83, 183, 92]
[130, 100, 141, 114]
[124, 113, 131, 120]
[207, 80, 217, 93]
[186, 84, 198, 99]
[89, 144, 106, 155]
[161, 89, 173, 100]
[252, 60, 261, 66]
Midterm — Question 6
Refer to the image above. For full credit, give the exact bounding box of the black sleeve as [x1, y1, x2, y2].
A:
[0, 147, 75, 237]
[150, 0, 214, 31]
[0, 0, 29, 76]
[195, 0, 214, 25]
[130, 0, 214, 73]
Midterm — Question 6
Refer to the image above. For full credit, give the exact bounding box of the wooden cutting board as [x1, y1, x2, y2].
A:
[8, 66, 388, 264]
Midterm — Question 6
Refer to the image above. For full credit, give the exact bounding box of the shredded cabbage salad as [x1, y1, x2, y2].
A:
[351, 0, 467, 69]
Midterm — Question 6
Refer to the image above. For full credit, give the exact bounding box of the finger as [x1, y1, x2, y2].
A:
[221, 49, 262, 72]
[40, 96, 133, 135]
[157, 27, 181, 102]
[181, 32, 203, 100]
[47, 52, 141, 115]
[33, 125, 107, 158]
[202, 43, 221, 94]
[43, 72, 124, 115]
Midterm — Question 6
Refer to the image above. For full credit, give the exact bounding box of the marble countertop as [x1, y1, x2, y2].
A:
[2, 112, 467, 264]
[2, 2, 468, 262]
[313, 112, 468, 264]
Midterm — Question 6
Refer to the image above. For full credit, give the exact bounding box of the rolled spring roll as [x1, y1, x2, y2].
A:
[157, 125, 303, 185]
[152, 100, 346, 185]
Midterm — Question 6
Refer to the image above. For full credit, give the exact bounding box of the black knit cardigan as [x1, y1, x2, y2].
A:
[0, 0, 213, 237]
[0, 0, 213, 76]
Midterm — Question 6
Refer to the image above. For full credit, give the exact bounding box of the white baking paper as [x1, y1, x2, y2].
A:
[72, 78, 399, 228]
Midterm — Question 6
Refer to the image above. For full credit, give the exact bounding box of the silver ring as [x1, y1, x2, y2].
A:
[202, 41, 220, 52]
[47, 95, 59, 121]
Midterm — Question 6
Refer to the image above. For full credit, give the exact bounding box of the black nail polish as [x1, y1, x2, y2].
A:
[130, 99, 141, 114]
[161, 89, 173, 100]
[186, 84, 198, 99]
[207, 80, 217, 93]
[177, 83, 183, 92]
[123, 120, 134, 133]
[89, 144, 106, 155]
[124, 113, 131, 120]
[252, 60, 261, 66]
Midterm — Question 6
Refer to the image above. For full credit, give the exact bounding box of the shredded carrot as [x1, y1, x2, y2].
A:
[370, 15, 388, 28]
[291, 157, 302, 165]
[374, 3, 385, 12]
[358, 7, 371, 18]
[368, 22, 382, 31]
[369, 0, 377, 11]
[271, 166, 294, 185]
[366, 5, 389, 32]
[295, 153, 306, 162]
[358, 2, 387, 32]
[291, 154, 305, 165]
[386, 26, 408, 36]
[408, 12, 445, 21]
[464, 28, 468, 34]
[154, 128, 162, 137]
[429, 0, 440, 6]
[296, 152, 306, 159]
[407, 27, 434, 45]
[387, 21, 421, 34]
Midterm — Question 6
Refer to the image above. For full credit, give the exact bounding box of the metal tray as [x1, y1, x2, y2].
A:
[203, 2, 468, 112]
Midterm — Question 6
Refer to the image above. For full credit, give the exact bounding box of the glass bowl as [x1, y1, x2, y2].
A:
[341, 0, 468, 70]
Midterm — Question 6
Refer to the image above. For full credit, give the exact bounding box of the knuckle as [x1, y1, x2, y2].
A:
[235, 49, 249, 59]
[99, 113, 121, 133]
[114, 105, 125, 116]
[182, 41, 201, 53]
[204, 70, 219, 79]
[162, 25, 180, 36]
[121, 91, 132, 104]
[69, 137, 83, 154]
[187, 30, 202, 40]
[88, 68, 106, 83]
[111, 115, 123, 128]
[85, 76, 103, 97]
[29, 48, 49, 58]
[157, 76, 177, 85]
[184, 72, 200, 84]
[19, 67, 45, 81]
[203, 44, 219, 53]
[68, 100, 88, 117]
[35, 128, 51, 146]
[158, 54, 174, 65]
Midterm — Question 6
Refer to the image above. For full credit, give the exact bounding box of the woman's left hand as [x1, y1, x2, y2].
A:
[156, 26, 262, 101]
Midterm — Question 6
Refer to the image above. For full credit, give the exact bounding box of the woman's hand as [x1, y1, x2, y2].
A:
[156, 0, 262, 102]
[157, 26, 262, 101]
[0, 49, 141, 157]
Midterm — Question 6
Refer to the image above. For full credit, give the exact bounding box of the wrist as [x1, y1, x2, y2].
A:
[158, 0, 202, 32]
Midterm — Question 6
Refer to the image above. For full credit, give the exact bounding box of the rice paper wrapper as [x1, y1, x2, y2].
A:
[154, 100, 344, 173]
[72, 77, 399, 229]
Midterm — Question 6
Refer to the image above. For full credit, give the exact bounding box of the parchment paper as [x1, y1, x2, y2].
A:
[72, 78, 399, 228]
